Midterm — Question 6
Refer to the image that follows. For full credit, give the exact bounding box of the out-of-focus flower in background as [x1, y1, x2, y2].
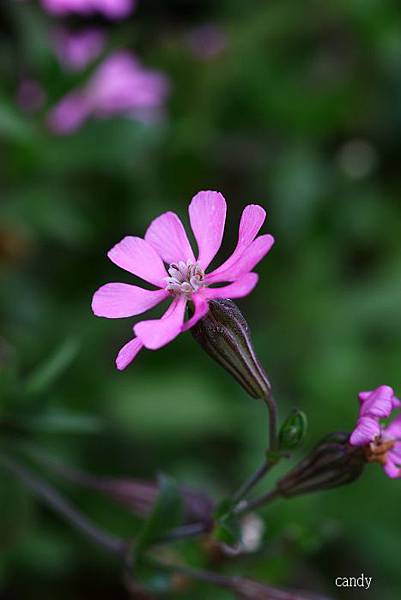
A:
[52, 27, 106, 72]
[92, 192, 274, 370]
[350, 385, 401, 479]
[41, 0, 136, 20]
[186, 23, 227, 61]
[16, 78, 46, 113]
[47, 51, 170, 134]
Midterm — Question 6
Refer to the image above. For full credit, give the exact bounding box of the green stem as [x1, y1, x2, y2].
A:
[233, 487, 280, 516]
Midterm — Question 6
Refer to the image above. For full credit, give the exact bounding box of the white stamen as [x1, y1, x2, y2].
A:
[165, 259, 206, 297]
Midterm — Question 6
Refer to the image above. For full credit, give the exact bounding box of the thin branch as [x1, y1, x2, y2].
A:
[233, 487, 280, 516]
[157, 521, 208, 544]
[231, 460, 273, 505]
[264, 391, 278, 452]
[0, 452, 127, 557]
[230, 391, 279, 507]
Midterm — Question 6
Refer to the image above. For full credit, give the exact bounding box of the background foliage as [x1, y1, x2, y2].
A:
[1, 0, 401, 598]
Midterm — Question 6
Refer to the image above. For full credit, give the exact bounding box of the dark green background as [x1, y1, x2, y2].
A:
[1, 0, 401, 598]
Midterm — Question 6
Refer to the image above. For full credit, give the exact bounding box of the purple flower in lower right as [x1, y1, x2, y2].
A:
[349, 385, 401, 478]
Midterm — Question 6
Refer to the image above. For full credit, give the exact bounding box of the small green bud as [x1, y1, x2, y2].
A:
[191, 299, 271, 399]
[278, 409, 308, 450]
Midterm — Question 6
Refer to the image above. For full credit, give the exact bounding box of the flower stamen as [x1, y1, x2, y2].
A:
[165, 260, 206, 297]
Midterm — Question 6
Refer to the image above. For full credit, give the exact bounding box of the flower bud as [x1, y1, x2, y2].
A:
[190, 299, 271, 399]
[279, 409, 308, 450]
[276, 432, 365, 497]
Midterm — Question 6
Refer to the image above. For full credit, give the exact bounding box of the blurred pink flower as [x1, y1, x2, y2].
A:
[350, 385, 401, 478]
[16, 79, 46, 113]
[52, 28, 106, 71]
[41, 0, 136, 20]
[186, 24, 227, 61]
[48, 51, 169, 134]
[92, 191, 274, 370]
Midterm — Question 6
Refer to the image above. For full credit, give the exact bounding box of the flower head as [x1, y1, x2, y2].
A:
[41, 0, 136, 20]
[349, 385, 401, 478]
[92, 191, 274, 370]
[48, 51, 169, 134]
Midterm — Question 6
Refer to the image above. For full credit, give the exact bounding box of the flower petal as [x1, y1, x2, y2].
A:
[189, 191, 226, 269]
[108, 236, 167, 287]
[383, 415, 401, 441]
[116, 337, 143, 370]
[360, 385, 395, 419]
[349, 416, 380, 446]
[92, 283, 168, 318]
[207, 234, 274, 283]
[203, 272, 259, 300]
[182, 295, 208, 331]
[134, 296, 186, 350]
[206, 204, 266, 278]
[383, 456, 401, 479]
[145, 211, 195, 264]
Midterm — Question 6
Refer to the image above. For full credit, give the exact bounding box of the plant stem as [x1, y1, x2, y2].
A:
[0, 452, 127, 557]
[233, 487, 280, 516]
[231, 460, 273, 505]
[264, 390, 278, 451]
[231, 390, 279, 507]
[158, 521, 208, 543]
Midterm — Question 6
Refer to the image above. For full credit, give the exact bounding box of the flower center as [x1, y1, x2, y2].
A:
[165, 260, 205, 296]
[363, 436, 395, 465]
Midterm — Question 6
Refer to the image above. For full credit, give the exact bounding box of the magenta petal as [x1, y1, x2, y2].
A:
[116, 337, 143, 370]
[360, 385, 395, 419]
[383, 456, 401, 479]
[383, 415, 401, 441]
[145, 211, 195, 264]
[208, 234, 274, 283]
[349, 416, 380, 446]
[134, 297, 186, 350]
[207, 204, 266, 279]
[108, 236, 167, 287]
[47, 91, 90, 134]
[92, 283, 167, 318]
[204, 272, 259, 300]
[189, 191, 226, 269]
[182, 295, 208, 331]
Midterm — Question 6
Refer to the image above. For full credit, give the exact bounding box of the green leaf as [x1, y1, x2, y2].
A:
[24, 339, 80, 395]
[214, 512, 241, 547]
[13, 409, 104, 434]
[213, 499, 242, 547]
[134, 475, 183, 557]
[214, 498, 235, 520]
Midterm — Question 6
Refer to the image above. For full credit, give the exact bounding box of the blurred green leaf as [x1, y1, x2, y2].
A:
[214, 512, 241, 547]
[24, 339, 80, 396]
[12, 409, 103, 434]
[0, 98, 33, 142]
[134, 475, 183, 557]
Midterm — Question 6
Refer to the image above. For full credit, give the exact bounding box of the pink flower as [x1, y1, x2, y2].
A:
[41, 0, 136, 20]
[350, 385, 401, 478]
[92, 191, 274, 370]
[48, 51, 169, 134]
[52, 28, 106, 72]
